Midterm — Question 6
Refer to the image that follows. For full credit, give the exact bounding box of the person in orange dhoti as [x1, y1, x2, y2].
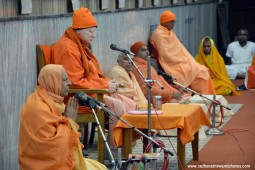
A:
[108, 52, 147, 107]
[130, 41, 186, 103]
[195, 37, 240, 95]
[252, 55, 255, 66]
[18, 64, 107, 170]
[247, 55, 255, 88]
[242, 55, 255, 89]
[51, 7, 137, 148]
[150, 10, 215, 95]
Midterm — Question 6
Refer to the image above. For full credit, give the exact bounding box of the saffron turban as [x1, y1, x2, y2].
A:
[130, 41, 146, 54]
[72, 7, 98, 29]
[160, 10, 176, 23]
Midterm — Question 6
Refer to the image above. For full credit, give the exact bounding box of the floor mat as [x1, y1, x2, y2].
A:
[83, 104, 243, 169]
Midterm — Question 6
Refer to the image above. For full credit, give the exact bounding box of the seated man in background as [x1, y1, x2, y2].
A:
[149, 10, 215, 95]
[130, 41, 185, 103]
[108, 52, 147, 108]
[51, 7, 137, 148]
[225, 29, 255, 79]
[196, 36, 240, 95]
[18, 64, 107, 170]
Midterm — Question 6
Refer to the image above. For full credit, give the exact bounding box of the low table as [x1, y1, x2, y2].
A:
[113, 104, 211, 169]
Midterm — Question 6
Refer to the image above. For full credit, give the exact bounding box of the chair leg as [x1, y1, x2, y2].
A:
[83, 123, 89, 148]
[89, 123, 97, 144]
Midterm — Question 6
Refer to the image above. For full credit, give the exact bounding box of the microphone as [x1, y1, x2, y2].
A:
[110, 44, 135, 55]
[75, 92, 105, 108]
[157, 70, 176, 82]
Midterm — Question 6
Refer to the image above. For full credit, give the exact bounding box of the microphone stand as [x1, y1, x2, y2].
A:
[147, 56, 152, 148]
[123, 52, 164, 150]
[91, 100, 174, 157]
[86, 99, 120, 170]
[166, 77, 228, 135]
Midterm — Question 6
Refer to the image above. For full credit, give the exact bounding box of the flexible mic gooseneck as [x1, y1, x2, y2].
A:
[110, 44, 135, 55]
[157, 70, 176, 82]
[75, 92, 105, 108]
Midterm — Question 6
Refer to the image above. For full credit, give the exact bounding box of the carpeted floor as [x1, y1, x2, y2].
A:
[83, 103, 243, 169]
[187, 79, 255, 170]
[82, 79, 255, 170]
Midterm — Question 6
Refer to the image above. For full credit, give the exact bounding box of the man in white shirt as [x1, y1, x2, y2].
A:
[225, 29, 255, 79]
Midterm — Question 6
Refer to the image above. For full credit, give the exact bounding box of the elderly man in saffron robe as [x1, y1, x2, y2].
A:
[130, 41, 185, 103]
[18, 64, 107, 170]
[150, 10, 215, 95]
[108, 52, 147, 108]
[195, 37, 240, 95]
[51, 7, 136, 148]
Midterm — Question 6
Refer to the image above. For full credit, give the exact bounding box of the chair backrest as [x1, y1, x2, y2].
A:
[36, 44, 53, 75]
[148, 40, 164, 72]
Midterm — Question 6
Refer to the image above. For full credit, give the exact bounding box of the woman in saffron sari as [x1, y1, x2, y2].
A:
[196, 37, 240, 95]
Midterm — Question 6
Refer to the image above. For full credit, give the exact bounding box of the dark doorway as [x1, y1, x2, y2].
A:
[228, 0, 255, 42]
[217, 0, 255, 62]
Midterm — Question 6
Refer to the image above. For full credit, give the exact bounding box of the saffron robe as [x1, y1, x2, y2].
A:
[195, 37, 240, 95]
[150, 24, 215, 94]
[108, 65, 147, 107]
[132, 57, 178, 103]
[18, 86, 107, 170]
[245, 55, 255, 89]
[52, 27, 137, 147]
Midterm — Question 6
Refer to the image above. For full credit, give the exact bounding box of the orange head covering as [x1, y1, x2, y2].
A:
[195, 37, 240, 96]
[160, 10, 176, 23]
[130, 41, 146, 54]
[38, 64, 64, 103]
[72, 7, 98, 29]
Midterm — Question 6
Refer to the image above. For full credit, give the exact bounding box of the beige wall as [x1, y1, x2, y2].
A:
[0, 0, 217, 17]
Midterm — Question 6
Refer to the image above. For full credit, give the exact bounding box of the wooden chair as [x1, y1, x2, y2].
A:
[36, 44, 107, 163]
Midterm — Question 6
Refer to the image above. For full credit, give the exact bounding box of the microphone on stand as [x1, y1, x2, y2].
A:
[157, 70, 176, 83]
[75, 92, 105, 108]
[110, 44, 135, 55]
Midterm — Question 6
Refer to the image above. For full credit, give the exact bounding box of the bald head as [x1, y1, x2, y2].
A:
[117, 53, 134, 73]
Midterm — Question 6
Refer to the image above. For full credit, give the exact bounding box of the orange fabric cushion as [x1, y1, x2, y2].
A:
[247, 66, 255, 89]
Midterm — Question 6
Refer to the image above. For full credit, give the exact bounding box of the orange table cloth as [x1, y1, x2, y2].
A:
[113, 103, 211, 146]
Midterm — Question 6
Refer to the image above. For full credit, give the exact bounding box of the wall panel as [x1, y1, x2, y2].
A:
[0, 0, 218, 17]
